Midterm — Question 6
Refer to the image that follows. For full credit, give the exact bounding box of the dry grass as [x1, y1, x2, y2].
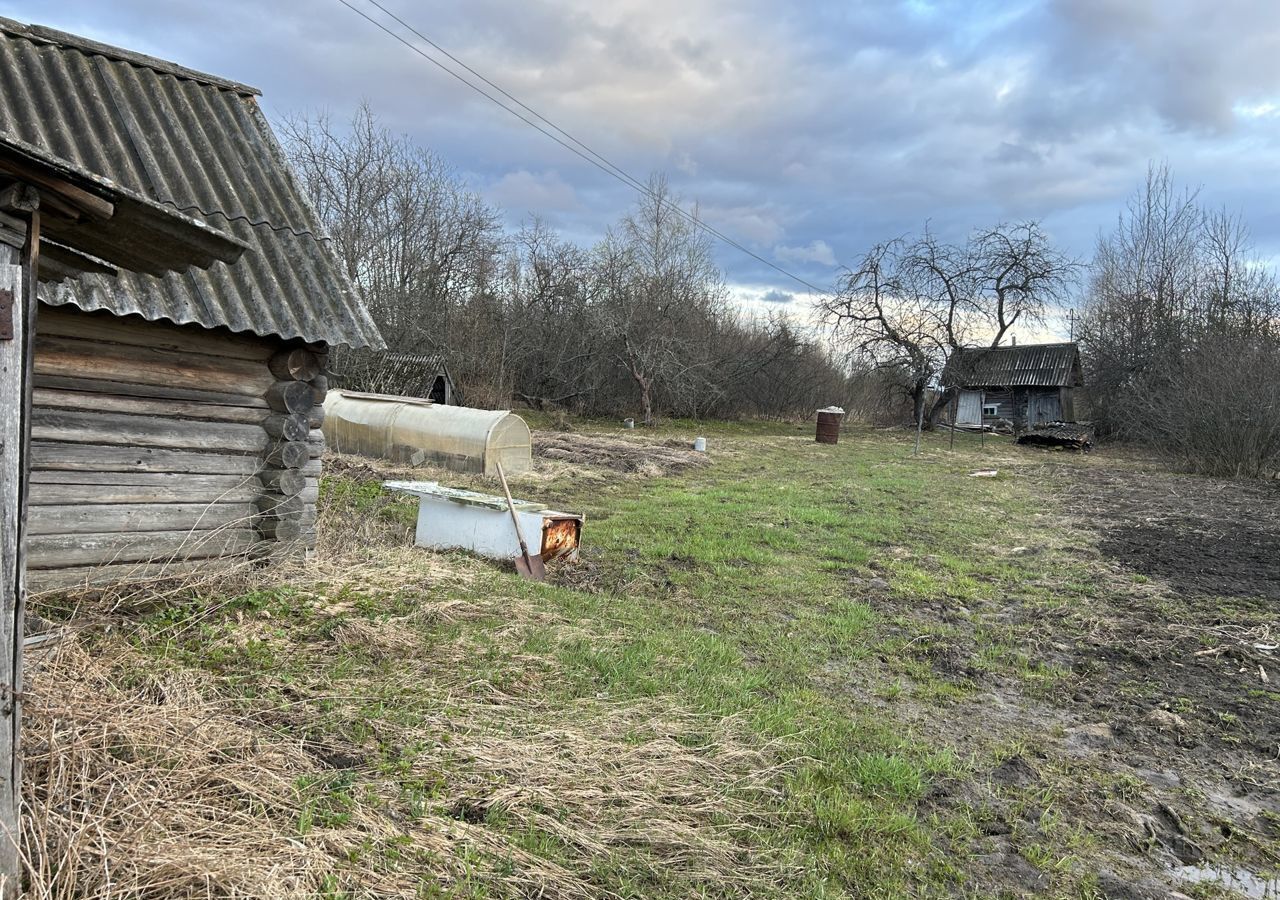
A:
[18, 458, 796, 899]
[21, 626, 795, 899]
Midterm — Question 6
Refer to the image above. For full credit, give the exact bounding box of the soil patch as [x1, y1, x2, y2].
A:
[852, 455, 1280, 895]
[1063, 467, 1280, 600]
[533, 432, 710, 476]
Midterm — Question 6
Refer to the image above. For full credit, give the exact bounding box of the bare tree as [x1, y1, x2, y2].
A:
[284, 105, 857, 423]
[595, 175, 727, 425]
[820, 223, 1075, 425]
[282, 104, 503, 365]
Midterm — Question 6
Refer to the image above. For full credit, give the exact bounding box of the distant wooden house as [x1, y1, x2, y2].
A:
[332, 349, 460, 406]
[381, 352, 459, 405]
[0, 19, 383, 590]
[942, 342, 1083, 430]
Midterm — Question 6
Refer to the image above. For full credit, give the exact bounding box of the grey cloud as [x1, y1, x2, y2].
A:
[8, 0, 1280, 314]
[760, 290, 795, 304]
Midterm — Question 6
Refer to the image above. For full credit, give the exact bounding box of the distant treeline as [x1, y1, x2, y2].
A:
[283, 105, 888, 423]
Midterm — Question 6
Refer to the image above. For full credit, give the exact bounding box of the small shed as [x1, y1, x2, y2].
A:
[0, 19, 384, 590]
[382, 352, 458, 405]
[943, 342, 1083, 430]
[323, 390, 531, 476]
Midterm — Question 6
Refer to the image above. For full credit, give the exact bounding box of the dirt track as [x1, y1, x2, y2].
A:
[994, 459, 1278, 896]
[857, 451, 1279, 897]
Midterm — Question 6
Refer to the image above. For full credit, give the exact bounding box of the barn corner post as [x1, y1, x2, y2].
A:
[0, 194, 37, 897]
[259, 345, 326, 555]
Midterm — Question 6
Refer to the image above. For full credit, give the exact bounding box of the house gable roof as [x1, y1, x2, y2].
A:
[943, 342, 1083, 388]
[0, 18, 384, 349]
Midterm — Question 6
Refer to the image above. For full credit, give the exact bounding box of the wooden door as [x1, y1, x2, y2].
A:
[956, 390, 983, 426]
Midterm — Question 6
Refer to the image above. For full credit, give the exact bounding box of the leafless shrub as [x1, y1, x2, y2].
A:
[1079, 163, 1280, 476]
[1114, 335, 1280, 478]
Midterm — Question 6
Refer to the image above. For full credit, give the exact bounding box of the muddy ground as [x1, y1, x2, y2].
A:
[879, 454, 1280, 898]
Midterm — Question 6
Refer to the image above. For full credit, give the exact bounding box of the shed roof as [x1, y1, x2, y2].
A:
[384, 351, 450, 372]
[943, 342, 1082, 388]
[0, 18, 384, 349]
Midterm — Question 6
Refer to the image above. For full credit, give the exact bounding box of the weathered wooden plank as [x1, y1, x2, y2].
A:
[27, 557, 257, 593]
[308, 427, 325, 459]
[257, 494, 302, 517]
[37, 303, 274, 362]
[33, 388, 269, 425]
[259, 469, 305, 496]
[35, 335, 274, 396]
[259, 517, 302, 540]
[27, 528, 258, 568]
[263, 413, 308, 442]
[34, 374, 270, 409]
[31, 409, 267, 453]
[30, 442, 260, 475]
[28, 472, 262, 506]
[0, 244, 26, 889]
[28, 503, 258, 536]
[258, 508, 317, 540]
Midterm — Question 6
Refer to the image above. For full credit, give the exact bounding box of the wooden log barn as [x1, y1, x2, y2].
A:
[0, 19, 383, 594]
[942, 342, 1084, 431]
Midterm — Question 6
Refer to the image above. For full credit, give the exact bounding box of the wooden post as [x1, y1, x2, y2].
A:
[913, 392, 925, 457]
[949, 392, 956, 452]
[0, 201, 36, 895]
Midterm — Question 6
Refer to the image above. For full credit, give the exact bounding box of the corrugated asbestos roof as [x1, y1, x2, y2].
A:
[943, 342, 1082, 388]
[0, 18, 384, 349]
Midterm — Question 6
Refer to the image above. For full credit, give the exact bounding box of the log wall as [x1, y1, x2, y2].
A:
[27, 303, 328, 591]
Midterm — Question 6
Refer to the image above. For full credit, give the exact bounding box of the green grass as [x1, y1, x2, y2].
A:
[66, 425, 1135, 898]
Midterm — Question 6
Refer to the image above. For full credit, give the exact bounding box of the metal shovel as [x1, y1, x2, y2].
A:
[496, 462, 546, 581]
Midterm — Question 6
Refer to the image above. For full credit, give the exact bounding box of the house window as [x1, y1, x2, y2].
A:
[983, 403, 999, 417]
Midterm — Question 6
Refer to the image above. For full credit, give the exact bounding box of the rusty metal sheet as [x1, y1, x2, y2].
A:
[541, 517, 581, 562]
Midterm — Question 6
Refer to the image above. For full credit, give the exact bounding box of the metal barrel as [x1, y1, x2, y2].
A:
[816, 409, 842, 444]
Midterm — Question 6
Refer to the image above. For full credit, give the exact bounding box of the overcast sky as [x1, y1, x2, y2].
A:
[9, 1, 1280, 336]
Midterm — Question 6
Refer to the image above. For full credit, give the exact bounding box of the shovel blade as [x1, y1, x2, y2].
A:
[514, 552, 546, 581]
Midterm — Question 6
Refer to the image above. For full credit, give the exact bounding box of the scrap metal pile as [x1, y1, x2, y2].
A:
[1016, 422, 1094, 452]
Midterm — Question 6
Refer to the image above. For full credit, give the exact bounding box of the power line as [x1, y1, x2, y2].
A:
[335, 0, 836, 298]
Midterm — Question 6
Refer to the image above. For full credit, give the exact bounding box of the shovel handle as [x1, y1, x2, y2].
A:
[495, 462, 533, 556]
